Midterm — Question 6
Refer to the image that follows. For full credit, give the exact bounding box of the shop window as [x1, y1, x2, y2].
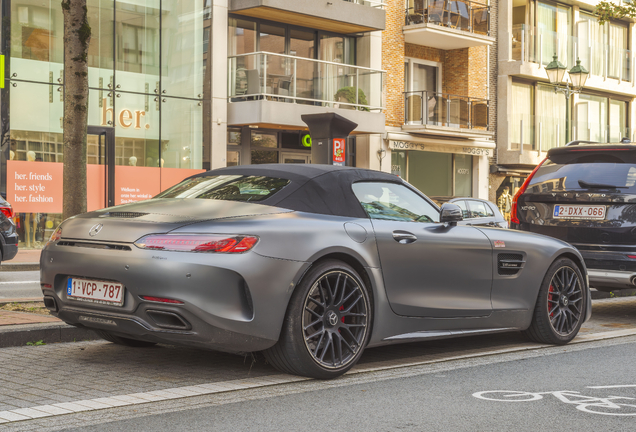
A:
[227, 151, 240, 167]
[228, 128, 242, 145]
[251, 131, 278, 148]
[251, 150, 278, 164]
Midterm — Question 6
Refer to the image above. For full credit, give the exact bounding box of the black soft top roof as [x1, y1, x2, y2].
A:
[189, 164, 403, 218]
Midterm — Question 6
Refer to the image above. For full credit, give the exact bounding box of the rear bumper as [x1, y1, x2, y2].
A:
[588, 269, 636, 290]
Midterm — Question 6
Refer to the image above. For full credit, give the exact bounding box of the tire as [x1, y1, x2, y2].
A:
[94, 329, 157, 348]
[523, 257, 586, 345]
[263, 259, 372, 379]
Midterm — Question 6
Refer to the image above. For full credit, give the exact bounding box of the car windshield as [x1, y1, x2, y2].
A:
[529, 153, 636, 193]
[155, 175, 290, 202]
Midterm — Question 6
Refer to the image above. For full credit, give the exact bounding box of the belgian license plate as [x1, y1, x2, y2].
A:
[67, 277, 124, 306]
[553, 205, 606, 220]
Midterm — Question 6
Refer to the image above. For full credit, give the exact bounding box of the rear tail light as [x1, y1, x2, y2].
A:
[141, 296, 184, 304]
[511, 158, 546, 225]
[134, 234, 259, 253]
[0, 206, 13, 219]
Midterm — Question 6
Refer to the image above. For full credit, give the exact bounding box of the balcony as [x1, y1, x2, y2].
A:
[404, 0, 493, 50]
[229, 0, 385, 34]
[505, 25, 634, 95]
[403, 90, 490, 138]
[228, 52, 385, 134]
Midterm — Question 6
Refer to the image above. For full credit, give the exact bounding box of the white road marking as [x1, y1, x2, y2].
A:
[2, 328, 636, 424]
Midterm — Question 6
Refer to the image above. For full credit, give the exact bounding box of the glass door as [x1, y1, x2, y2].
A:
[87, 126, 115, 210]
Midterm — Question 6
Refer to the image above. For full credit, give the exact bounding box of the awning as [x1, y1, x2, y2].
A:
[385, 132, 495, 157]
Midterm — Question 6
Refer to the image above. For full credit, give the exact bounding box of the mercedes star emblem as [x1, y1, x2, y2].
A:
[89, 223, 104, 237]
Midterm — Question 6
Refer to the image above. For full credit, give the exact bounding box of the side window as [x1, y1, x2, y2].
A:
[467, 200, 494, 218]
[352, 182, 440, 223]
[454, 200, 471, 219]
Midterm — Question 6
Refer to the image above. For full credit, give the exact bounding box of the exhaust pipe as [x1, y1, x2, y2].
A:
[630, 276, 636, 286]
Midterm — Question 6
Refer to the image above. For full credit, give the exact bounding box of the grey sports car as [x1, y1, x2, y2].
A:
[40, 164, 591, 379]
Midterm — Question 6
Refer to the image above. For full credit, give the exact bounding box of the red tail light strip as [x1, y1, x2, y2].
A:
[141, 296, 184, 304]
[511, 158, 546, 225]
[134, 234, 259, 253]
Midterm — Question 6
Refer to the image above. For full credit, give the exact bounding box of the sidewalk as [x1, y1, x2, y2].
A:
[0, 248, 41, 271]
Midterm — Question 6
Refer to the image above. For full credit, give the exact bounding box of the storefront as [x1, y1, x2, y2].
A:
[1, 0, 210, 248]
[386, 134, 493, 201]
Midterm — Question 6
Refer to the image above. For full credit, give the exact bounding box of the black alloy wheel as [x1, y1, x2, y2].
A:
[302, 270, 369, 370]
[523, 257, 586, 345]
[263, 260, 372, 379]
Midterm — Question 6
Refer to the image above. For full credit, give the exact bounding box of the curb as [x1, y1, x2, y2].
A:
[0, 262, 39, 272]
[0, 322, 100, 347]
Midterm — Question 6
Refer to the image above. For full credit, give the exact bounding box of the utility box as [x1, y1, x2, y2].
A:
[301, 113, 357, 165]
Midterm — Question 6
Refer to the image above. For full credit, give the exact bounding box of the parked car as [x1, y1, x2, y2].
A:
[434, 197, 508, 228]
[511, 142, 636, 292]
[0, 196, 18, 263]
[41, 164, 590, 379]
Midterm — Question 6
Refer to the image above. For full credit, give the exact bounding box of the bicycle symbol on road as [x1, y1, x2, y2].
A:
[473, 385, 636, 416]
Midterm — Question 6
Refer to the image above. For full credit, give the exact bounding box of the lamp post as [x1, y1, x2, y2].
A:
[544, 55, 589, 143]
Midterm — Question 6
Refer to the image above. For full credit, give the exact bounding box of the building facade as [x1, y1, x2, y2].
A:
[495, 0, 636, 203]
[374, 0, 496, 202]
[0, 0, 386, 248]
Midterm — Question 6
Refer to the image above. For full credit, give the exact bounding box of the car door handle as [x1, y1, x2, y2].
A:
[392, 231, 417, 244]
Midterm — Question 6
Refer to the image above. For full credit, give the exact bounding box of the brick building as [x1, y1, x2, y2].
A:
[374, 0, 496, 201]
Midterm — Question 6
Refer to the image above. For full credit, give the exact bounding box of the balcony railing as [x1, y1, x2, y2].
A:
[347, 0, 385, 8]
[509, 113, 631, 152]
[404, 90, 489, 130]
[512, 24, 632, 82]
[405, 0, 490, 36]
[229, 52, 384, 112]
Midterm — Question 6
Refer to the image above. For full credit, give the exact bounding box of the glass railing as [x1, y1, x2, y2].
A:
[403, 90, 489, 130]
[405, 0, 490, 36]
[228, 52, 384, 112]
[347, 0, 385, 8]
[512, 24, 631, 82]
[574, 121, 631, 143]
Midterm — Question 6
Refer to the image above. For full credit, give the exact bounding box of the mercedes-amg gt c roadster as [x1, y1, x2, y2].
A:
[40, 164, 591, 379]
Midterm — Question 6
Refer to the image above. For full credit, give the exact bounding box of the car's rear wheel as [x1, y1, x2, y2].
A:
[94, 330, 157, 348]
[523, 257, 586, 345]
[264, 259, 372, 379]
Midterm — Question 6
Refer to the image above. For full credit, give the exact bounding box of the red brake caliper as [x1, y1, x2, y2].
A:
[548, 285, 555, 317]
[340, 306, 345, 323]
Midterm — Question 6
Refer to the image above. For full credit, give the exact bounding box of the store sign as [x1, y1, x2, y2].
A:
[101, 98, 150, 129]
[389, 140, 491, 157]
[8, 161, 63, 213]
[333, 138, 346, 166]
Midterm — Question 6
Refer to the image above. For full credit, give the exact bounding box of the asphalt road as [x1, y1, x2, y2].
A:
[57, 338, 636, 432]
[0, 271, 40, 299]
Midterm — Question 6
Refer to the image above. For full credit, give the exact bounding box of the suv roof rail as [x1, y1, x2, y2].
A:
[565, 140, 599, 146]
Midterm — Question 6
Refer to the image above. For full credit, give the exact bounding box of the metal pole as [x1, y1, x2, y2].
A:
[538, 121, 542, 154]
[293, 58, 297, 101]
[263, 54, 267, 95]
[521, 26, 525, 64]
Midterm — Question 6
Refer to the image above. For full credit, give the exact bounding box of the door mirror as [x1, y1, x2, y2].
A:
[440, 203, 463, 225]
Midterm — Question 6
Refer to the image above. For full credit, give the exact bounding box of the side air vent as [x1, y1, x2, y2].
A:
[498, 253, 525, 276]
[57, 241, 131, 251]
[102, 212, 148, 218]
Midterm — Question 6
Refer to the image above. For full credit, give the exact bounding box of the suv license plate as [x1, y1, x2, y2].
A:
[67, 277, 124, 306]
[553, 205, 606, 220]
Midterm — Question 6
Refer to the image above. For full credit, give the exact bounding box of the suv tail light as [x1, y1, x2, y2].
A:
[0, 206, 14, 219]
[511, 159, 546, 225]
[135, 234, 258, 253]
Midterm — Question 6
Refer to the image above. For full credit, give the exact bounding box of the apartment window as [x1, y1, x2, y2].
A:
[536, 1, 571, 66]
[577, 12, 629, 80]
[510, 81, 534, 150]
[536, 84, 566, 150]
[576, 95, 629, 143]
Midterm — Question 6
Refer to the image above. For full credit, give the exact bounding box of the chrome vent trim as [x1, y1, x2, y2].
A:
[498, 253, 524, 276]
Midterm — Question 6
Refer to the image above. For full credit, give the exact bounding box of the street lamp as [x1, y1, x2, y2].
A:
[544, 54, 589, 100]
[544, 55, 589, 143]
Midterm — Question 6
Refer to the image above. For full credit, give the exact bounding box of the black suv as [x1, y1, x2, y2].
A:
[512, 143, 636, 292]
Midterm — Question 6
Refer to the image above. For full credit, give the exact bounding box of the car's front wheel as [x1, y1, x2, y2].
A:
[523, 257, 586, 345]
[264, 259, 372, 379]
